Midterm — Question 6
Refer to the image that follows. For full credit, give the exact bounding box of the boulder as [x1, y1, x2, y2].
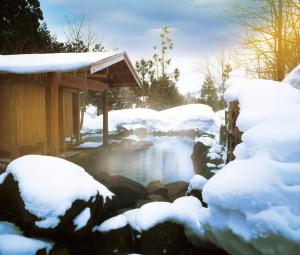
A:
[165, 181, 189, 202]
[139, 222, 189, 255]
[135, 199, 152, 208]
[93, 225, 134, 255]
[186, 175, 208, 207]
[147, 194, 167, 202]
[146, 181, 168, 197]
[101, 175, 148, 211]
[0, 155, 114, 241]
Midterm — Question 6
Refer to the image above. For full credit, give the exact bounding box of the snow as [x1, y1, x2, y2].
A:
[283, 65, 300, 89]
[0, 221, 22, 235]
[91, 197, 205, 243]
[200, 74, 300, 254]
[82, 104, 221, 135]
[195, 135, 225, 162]
[0, 221, 53, 255]
[0, 155, 114, 229]
[73, 207, 91, 231]
[0, 234, 53, 255]
[187, 175, 208, 192]
[93, 214, 128, 233]
[0, 51, 122, 74]
[75, 142, 102, 149]
[0, 172, 7, 185]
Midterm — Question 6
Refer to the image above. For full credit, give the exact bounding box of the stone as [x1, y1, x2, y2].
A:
[139, 222, 189, 255]
[135, 199, 152, 208]
[101, 175, 148, 211]
[148, 194, 167, 202]
[165, 181, 189, 202]
[0, 173, 114, 241]
[146, 181, 168, 197]
[93, 225, 134, 255]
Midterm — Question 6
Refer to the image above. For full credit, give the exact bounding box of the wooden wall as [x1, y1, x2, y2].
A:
[0, 81, 46, 158]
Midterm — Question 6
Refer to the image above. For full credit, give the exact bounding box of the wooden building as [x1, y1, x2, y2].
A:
[0, 52, 142, 160]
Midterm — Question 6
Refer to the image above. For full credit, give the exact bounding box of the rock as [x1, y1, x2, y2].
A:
[165, 181, 189, 202]
[133, 127, 148, 138]
[148, 194, 167, 202]
[93, 225, 134, 255]
[186, 175, 208, 207]
[191, 142, 214, 179]
[101, 175, 148, 211]
[139, 222, 189, 255]
[135, 199, 152, 208]
[146, 181, 168, 197]
[0, 156, 115, 241]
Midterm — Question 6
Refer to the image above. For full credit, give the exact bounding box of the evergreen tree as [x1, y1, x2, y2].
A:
[135, 26, 183, 110]
[1, 0, 43, 53]
[218, 64, 232, 109]
[199, 75, 218, 110]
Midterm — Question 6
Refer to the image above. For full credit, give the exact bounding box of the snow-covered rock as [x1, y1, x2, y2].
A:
[82, 104, 221, 135]
[201, 75, 300, 255]
[283, 64, 300, 89]
[0, 221, 54, 255]
[187, 175, 208, 193]
[0, 155, 114, 237]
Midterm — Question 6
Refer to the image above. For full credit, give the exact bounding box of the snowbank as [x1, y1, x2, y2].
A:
[201, 73, 300, 254]
[82, 104, 221, 135]
[0, 155, 114, 229]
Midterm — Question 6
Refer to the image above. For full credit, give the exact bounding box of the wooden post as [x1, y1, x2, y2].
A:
[102, 91, 109, 146]
[49, 73, 61, 156]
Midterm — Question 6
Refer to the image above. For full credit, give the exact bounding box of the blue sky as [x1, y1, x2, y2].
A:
[40, 0, 241, 94]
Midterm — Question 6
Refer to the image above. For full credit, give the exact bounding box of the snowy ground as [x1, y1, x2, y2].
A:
[82, 104, 222, 135]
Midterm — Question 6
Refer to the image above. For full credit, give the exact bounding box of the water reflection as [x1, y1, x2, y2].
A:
[101, 135, 196, 185]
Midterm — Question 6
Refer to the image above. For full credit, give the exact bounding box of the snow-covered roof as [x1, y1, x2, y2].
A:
[0, 51, 142, 87]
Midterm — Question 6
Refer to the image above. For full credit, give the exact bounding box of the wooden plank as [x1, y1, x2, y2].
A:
[60, 74, 108, 92]
[49, 73, 60, 156]
[102, 91, 109, 146]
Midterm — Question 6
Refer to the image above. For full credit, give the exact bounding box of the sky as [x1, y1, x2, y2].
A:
[40, 0, 242, 94]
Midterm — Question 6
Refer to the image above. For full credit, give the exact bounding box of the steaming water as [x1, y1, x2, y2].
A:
[100, 135, 195, 185]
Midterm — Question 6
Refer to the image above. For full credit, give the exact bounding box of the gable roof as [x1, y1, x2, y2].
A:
[0, 51, 142, 88]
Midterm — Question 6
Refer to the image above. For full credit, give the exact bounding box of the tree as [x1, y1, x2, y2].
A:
[235, 0, 300, 81]
[0, 0, 57, 54]
[135, 26, 183, 110]
[218, 64, 232, 109]
[199, 75, 218, 110]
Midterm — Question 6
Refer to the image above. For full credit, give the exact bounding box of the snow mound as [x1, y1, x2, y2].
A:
[187, 175, 208, 192]
[1, 155, 114, 228]
[82, 104, 221, 135]
[283, 65, 300, 89]
[201, 75, 300, 255]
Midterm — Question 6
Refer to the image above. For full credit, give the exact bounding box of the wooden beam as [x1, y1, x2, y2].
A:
[60, 74, 108, 92]
[86, 73, 114, 79]
[49, 73, 60, 156]
[102, 91, 109, 146]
